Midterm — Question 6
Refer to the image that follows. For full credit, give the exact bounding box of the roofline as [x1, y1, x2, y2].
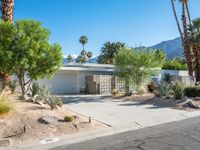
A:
[62, 63, 115, 68]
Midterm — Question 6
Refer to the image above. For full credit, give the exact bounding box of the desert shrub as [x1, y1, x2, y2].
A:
[147, 82, 156, 93]
[8, 80, 18, 93]
[64, 116, 74, 122]
[137, 88, 145, 95]
[111, 89, 119, 96]
[30, 82, 40, 97]
[172, 81, 184, 99]
[47, 97, 63, 110]
[184, 86, 200, 97]
[157, 81, 173, 97]
[0, 95, 12, 114]
[38, 86, 50, 101]
[162, 73, 171, 84]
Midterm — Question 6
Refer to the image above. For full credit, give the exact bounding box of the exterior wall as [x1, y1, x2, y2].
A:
[78, 71, 113, 93]
[38, 70, 78, 94]
[161, 70, 195, 85]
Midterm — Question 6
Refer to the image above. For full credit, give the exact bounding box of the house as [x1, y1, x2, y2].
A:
[160, 70, 195, 85]
[38, 63, 115, 94]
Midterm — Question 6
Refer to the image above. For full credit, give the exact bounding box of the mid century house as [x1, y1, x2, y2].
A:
[38, 63, 118, 94]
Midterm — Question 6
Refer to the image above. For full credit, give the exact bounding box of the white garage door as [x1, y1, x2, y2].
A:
[39, 71, 78, 94]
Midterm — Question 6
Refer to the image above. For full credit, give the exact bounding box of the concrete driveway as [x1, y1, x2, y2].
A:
[60, 95, 200, 130]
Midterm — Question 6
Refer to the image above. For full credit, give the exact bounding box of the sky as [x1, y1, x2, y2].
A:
[14, 0, 200, 56]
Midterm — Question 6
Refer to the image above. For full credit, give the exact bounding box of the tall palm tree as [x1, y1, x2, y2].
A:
[188, 18, 200, 81]
[98, 42, 125, 64]
[171, 0, 193, 76]
[79, 35, 88, 50]
[0, 0, 14, 22]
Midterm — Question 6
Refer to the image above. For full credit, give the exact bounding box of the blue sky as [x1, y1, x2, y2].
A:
[14, 0, 200, 56]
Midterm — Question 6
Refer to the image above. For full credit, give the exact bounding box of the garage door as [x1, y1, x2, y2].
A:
[39, 71, 78, 94]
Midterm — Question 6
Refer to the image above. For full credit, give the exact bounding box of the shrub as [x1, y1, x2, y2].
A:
[111, 89, 119, 96]
[47, 97, 63, 110]
[184, 86, 200, 97]
[172, 81, 184, 99]
[8, 80, 18, 93]
[0, 95, 12, 114]
[163, 73, 171, 84]
[38, 85, 50, 101]
[0, 78, 7, 93]
[31, 82, 40, 97]
[162, 58, 188, 70]
[64, 116, 74, 122]
[147, 82, 156, 93]
[157, 81, 173, 97]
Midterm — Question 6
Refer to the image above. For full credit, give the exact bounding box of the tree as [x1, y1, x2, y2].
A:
[153, 49, 166, 66]
[114, 48, 161, 93]
[76, 50, 93, 63]
[67, 55, 73, 63]
[0, 0, 14, 22]
[0, 20, 63, 97]
[98, 42, 126, 64]
[188, 18, 200, 81]
[79, 35, 88, 50]
[87, 51, 93, 60]
[171, 0, 193, 76]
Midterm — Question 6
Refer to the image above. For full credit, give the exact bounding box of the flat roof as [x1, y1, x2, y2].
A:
[60, 63, 115, 72]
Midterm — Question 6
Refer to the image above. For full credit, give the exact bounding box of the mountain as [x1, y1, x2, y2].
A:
[148, 37, 184, 59]
[62, 37, 184, 64]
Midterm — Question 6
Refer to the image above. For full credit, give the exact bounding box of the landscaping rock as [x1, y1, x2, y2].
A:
[0, 139, 10, 147]
[39, 116, 59, 124]
[183, 100, 200, 109]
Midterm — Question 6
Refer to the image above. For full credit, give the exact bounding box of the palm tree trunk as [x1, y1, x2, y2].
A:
[171, 0, 184, 44]
[185, 3, 192, 26]
[0, 0, 14, 22]
[181, 2, 193, 76]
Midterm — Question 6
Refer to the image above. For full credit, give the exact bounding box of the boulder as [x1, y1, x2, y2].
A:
[38, 116, 59, 124]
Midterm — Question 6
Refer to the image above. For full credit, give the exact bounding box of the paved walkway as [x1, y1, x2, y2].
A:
[61, 95, 200, 130]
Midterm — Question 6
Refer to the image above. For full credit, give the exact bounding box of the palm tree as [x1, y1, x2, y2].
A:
[98, 42, 125, 64]
[79, 35, 88, 50]
[87, 51, 93, 60]
[0, 0, 14, 22]
[171, 0, 193, 76]
[188, 18, 200, 81]
[67, 55, 73, 63]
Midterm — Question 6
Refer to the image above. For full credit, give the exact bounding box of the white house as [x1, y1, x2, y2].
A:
[38, 63, 115, 94]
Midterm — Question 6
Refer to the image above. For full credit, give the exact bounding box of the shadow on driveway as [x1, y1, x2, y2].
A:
[119, 96, 186, 109]
[60, 95, 120, 105]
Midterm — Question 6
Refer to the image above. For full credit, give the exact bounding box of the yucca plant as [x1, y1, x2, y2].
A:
[30, 82, 40, 97]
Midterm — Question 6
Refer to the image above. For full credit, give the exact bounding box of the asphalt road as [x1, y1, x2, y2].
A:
[51, 116, 200, 150]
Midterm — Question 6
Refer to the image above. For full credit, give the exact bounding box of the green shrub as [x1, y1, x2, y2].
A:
[172, 81, 184, 99]
[162, 58, 187, 70]
[111, 89, 119, 96]
[47, 97, 63, 110]
[8, 80, 18, 93]
[64, 116, 74, 122]
[184, 86, 200, 97]
[157, 81, 173, 97]
[31, 82, 40, 97]
[0, 95, 12, 114]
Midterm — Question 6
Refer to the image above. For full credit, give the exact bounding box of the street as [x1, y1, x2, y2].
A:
[51, 116, 200, 150]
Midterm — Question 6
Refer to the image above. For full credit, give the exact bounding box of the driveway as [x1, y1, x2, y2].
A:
[61, 95, 200, 129]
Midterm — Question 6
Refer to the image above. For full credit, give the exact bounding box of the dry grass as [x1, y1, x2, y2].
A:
[0, 94, 12, 115]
